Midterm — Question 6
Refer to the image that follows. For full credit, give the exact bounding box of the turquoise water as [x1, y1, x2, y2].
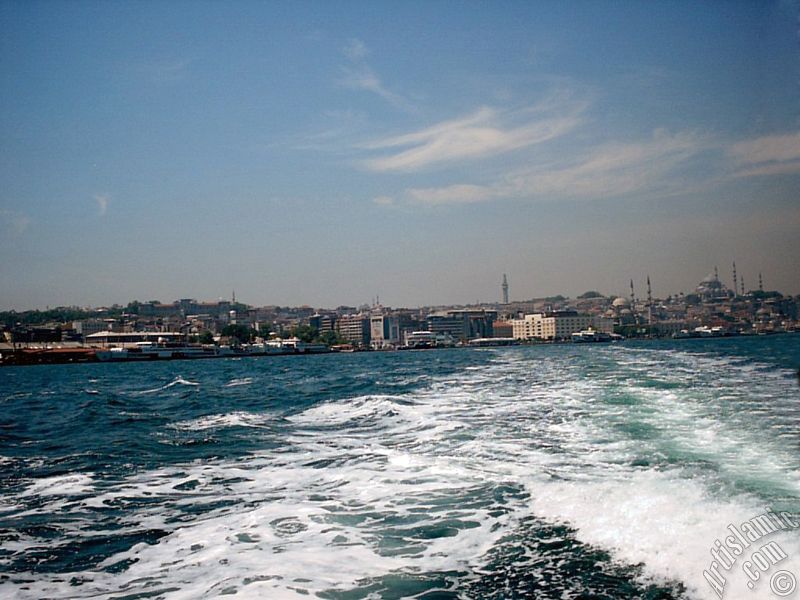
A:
[1, 336, 799, 599]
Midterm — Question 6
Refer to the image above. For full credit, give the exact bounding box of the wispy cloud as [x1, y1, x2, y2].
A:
[94, 194, 110, 216]
[343, 38, 369, 61]
[362, 104, 584, 172]
[729, 131, 800, 177]
[372, 195, 394, 206]
[339, 38, 412, 111]
[0, 209, 31, 236]
[406, 129, 704, 205]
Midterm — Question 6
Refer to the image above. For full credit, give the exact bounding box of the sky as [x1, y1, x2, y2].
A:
[1, 0, 799, 310]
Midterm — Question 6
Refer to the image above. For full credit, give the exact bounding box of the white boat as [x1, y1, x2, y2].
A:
[95, 341, 217, 361]
[571, 329, 613, 343]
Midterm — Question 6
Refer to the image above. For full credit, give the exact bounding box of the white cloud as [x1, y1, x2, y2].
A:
[343, 38, 369, 61]
[729, 131, 800, 177]
[733, 160, 800, 178]
[0, 209, 31, 236]
[362, 105, 583, 172]
[408, 184, 497, 205]
[94, 194, 110, 216]
[339, 39, 412, 111]
[406, 129, 703, 205]
[372, 195, 394, 206]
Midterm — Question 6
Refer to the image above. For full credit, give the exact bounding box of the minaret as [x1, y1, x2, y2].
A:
[741, 276, 745, 296]
[630, 279, 638, 326]
[732, 262, 738, 298]
[714, 265, 719, 282]
[759, 272, 763, 292]
[502, 274, 509, 305]
[232, 290, 236, 304]
[646, 275, 653, 326]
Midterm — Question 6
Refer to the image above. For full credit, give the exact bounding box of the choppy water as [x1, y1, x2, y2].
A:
[1, 336, 799, 599]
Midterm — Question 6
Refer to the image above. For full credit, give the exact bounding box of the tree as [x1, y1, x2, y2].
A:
[578, 291, 602, 299]
[198, 331, 214, 344]
[290, 324, 318, 343]
[318, 329, 345, 346]
[221, 324, 253, 343]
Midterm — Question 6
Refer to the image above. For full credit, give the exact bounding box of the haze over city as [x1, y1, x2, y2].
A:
[1, 1, 799, 310]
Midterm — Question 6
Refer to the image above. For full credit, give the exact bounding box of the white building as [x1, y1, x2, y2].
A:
[370, 314, 401, 349]
[511, 311, 593, 341]
[73, 319, 117, 339]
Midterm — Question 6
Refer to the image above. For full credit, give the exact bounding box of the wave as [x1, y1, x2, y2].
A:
[171, 411, 271, 431]
[132, 376, 201, 395]
[3, 341, 798, 599]
[19, 473, 95, 498]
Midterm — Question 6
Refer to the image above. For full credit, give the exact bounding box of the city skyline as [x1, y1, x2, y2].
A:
[1, 264, 789, 315]
[2, 2, 799, 310]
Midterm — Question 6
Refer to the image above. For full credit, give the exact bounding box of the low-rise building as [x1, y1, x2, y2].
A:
[511, 311, 593, 341]
[493, 320, 514, 338]
[427, 309, 496, 341]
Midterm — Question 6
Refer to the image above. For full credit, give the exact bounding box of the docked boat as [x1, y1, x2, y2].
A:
[672, 326, 736, 339]
[404, 331, 455, 349]
[468, 337, 518, 347]
[571, 329, 613, 343]
[95, 341, 218, 361]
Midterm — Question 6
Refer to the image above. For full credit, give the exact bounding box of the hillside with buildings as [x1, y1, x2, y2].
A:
[2, 269, 797, 353]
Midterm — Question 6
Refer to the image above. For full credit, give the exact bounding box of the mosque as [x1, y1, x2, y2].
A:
[695, 267, 735, 301]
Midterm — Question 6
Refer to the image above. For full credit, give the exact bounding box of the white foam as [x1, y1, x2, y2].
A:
[19, 473, 95, 498]
[133, 375, 200, 395]
[4, 344, 799, 599]
[530, 469, 800, 600]
[172, 411, 271, 431]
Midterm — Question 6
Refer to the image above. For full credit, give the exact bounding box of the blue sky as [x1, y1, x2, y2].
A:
[1, 1, 799, 309]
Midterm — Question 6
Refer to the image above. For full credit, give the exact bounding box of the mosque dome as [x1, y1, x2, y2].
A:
[699, 272, 717, 284]
[696, 270, 728, 299]
[612, 297, 630, 308]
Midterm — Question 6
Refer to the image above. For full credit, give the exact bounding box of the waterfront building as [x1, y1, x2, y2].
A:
[73, 319, 117, 339]
[511, 314, 540, 340]
[336, 314, 371, 347]
[650, 320, 687, 336]
[427, 309, 496, 341]
[511, 311, 593, 341]
[591, 316, 616, 334]
[493, 320, 514, 338]
[310, 313, 337, 334]
[370, 314, 401, 349]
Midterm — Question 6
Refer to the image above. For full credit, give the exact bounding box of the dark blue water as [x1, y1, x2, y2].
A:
[1, 336, 799, 599]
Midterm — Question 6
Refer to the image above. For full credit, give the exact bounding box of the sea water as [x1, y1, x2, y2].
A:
[1, 335, 798, 599]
